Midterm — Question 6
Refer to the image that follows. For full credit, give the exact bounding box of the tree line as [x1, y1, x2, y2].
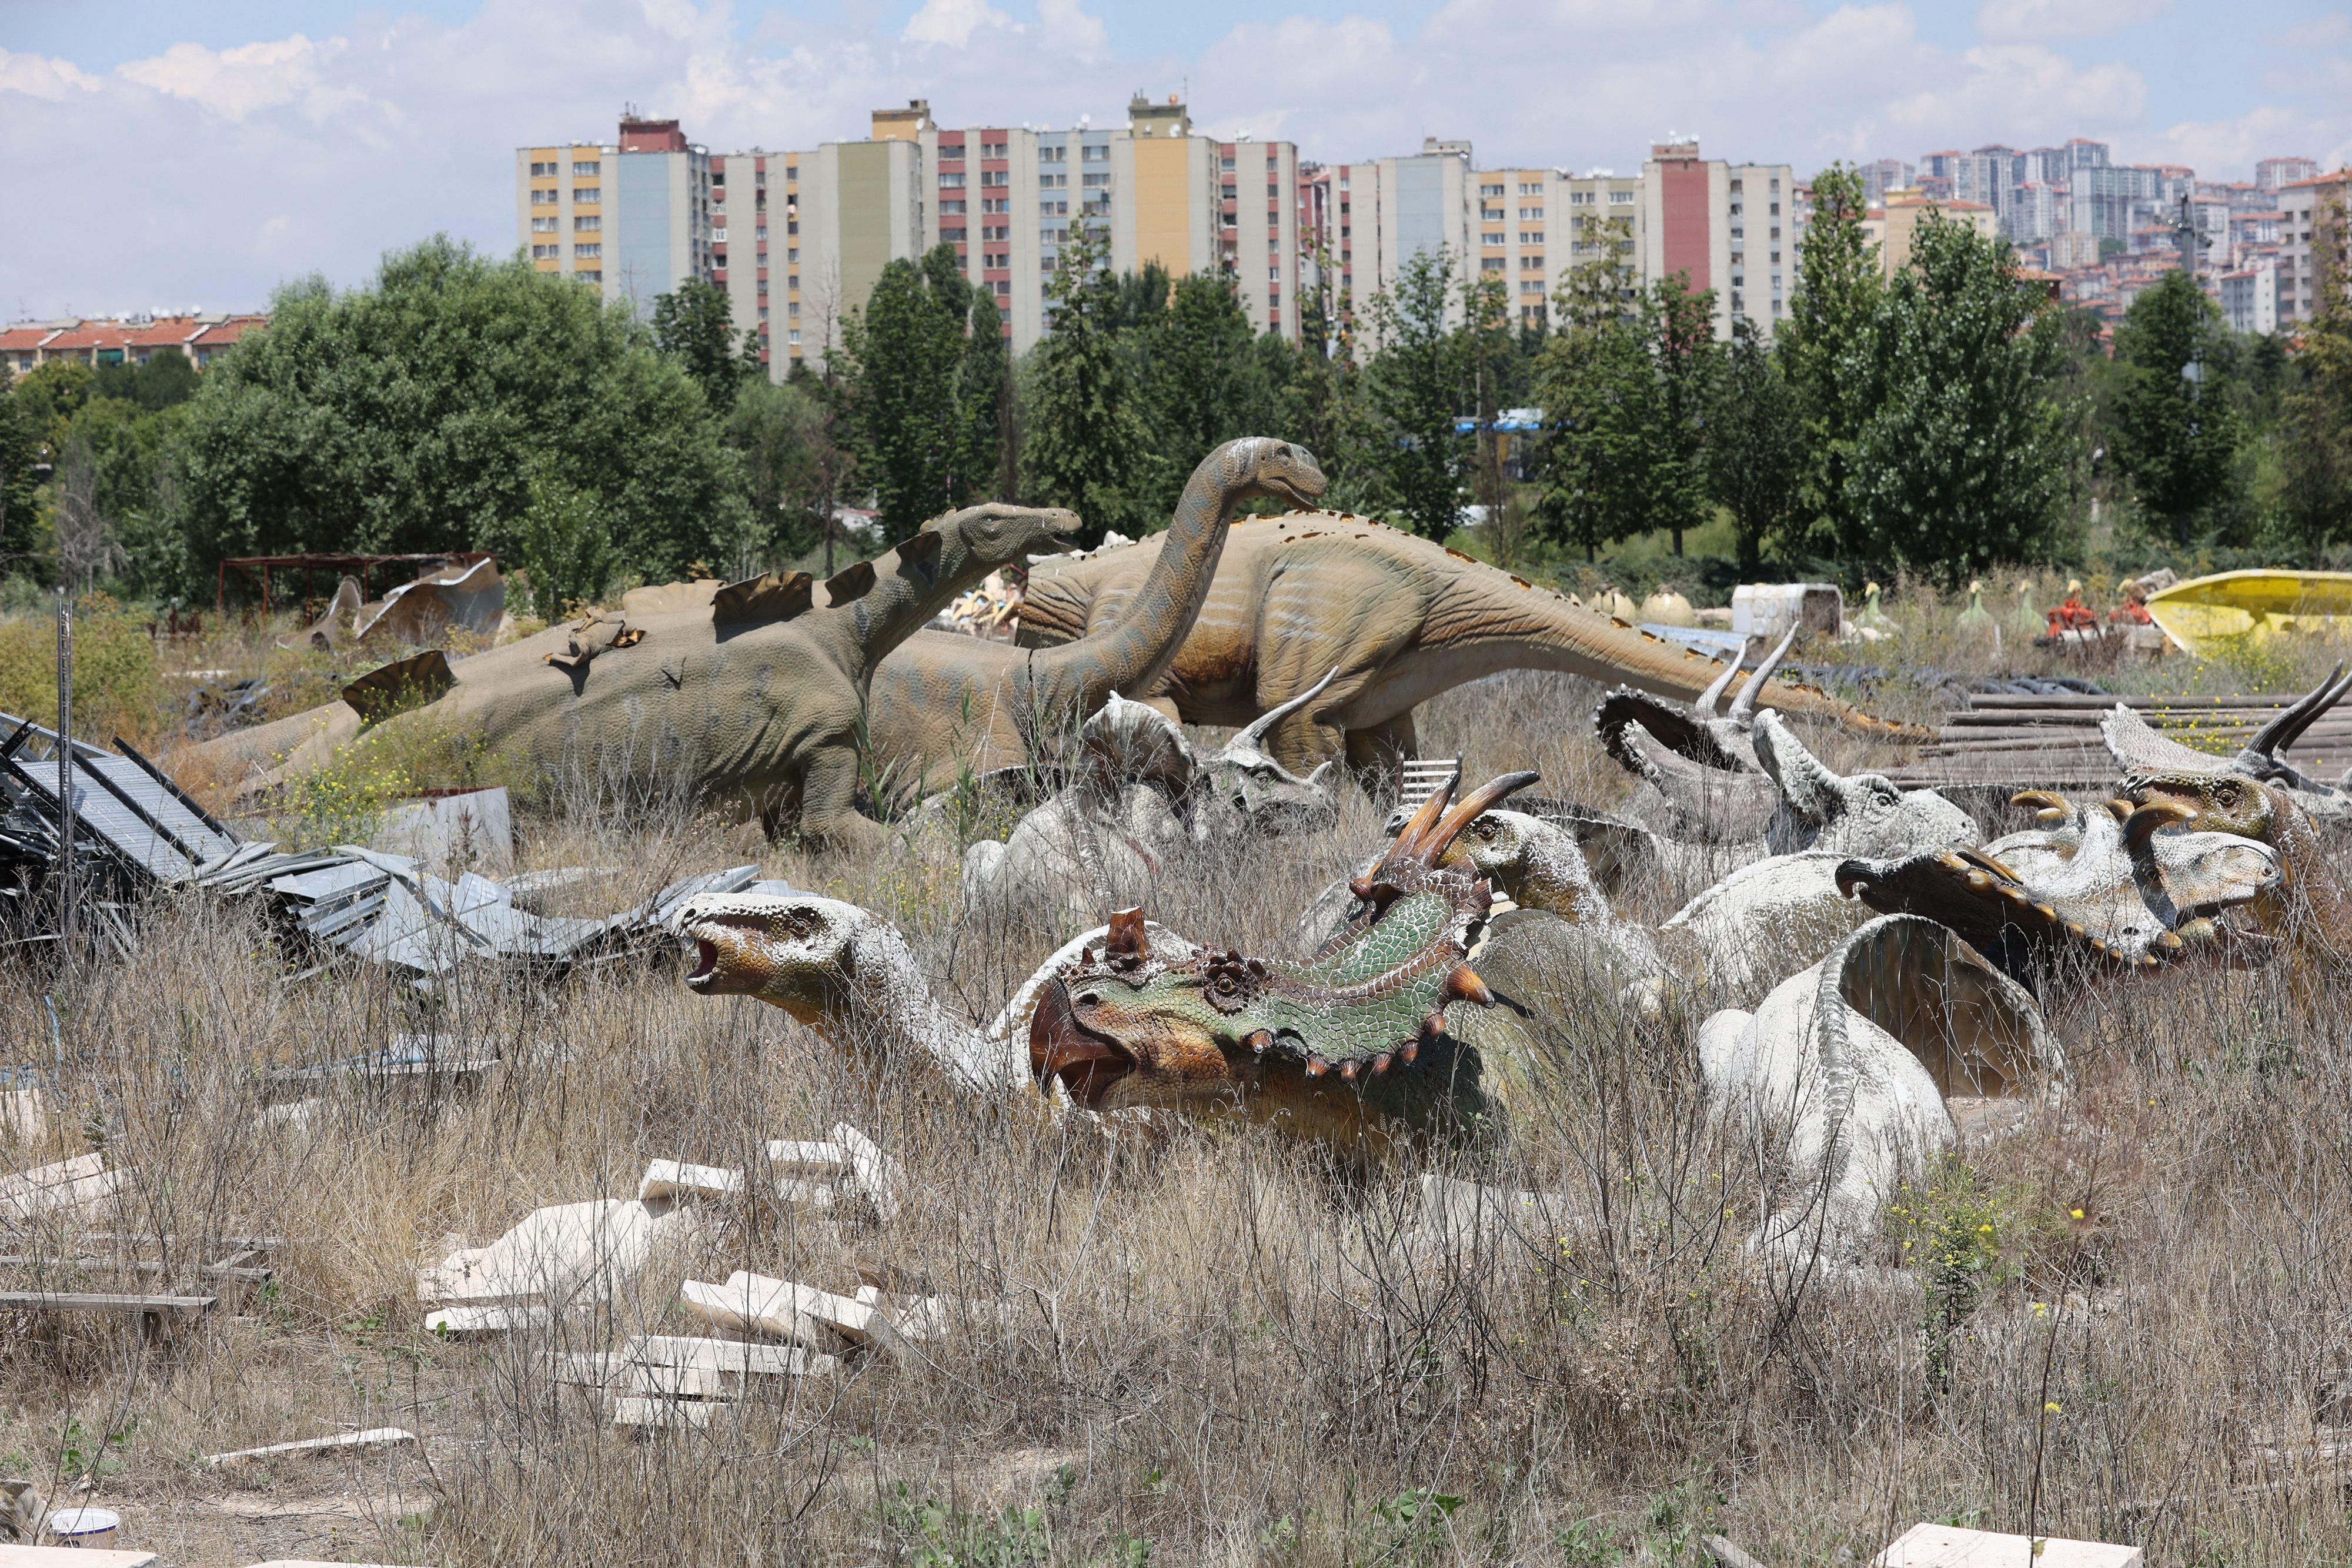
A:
[1, 167, 2348, 615]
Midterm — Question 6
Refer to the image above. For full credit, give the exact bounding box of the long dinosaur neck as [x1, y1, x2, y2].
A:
[815, 924, 1028, 1096]
[1024, 450, 1251, 714]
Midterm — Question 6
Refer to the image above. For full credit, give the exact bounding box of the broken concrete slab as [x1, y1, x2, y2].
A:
[831, 1123, 903, 1222]
[637, 1159, 744, 1204]
[678, 1276, 834, 1353]
[765, 1139, 847, 1175]
[425, 1303, 554, 1336]
[625, 1333, 837, 1380]
[416, 1198, 696, 1309]
[1873, 1523, 2143, 1567]
[0, 1547, 158, 1567]
[0, 1089, 44, 1144]
[0, 1155, 125, 1223]
[203, 1428, 417, 1467]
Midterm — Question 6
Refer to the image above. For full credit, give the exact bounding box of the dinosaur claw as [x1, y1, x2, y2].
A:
[1304, 1057, 1330, 1078]
[1399, 1040, 1419, 1065]
[1243, 1029, 1272, 1054]
[1444, 965, 1492, 1005]
[1421, 1012, 1446, 1042]
[1372, 1052, 1393, 1075]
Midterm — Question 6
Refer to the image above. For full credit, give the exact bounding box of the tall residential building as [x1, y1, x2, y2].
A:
[796, 128, 926, 357]
[2277, 169, 2350, 327]
[2258, 156, 2318, 192]
[514, 115, 714, 317]
[1474, 168, 1556, 326]
[2220, 263, 2278, 335]
[710, 150, 794, 377]
[2070, 162, 2160, 242]
[1641, 140, 1795, 339]
[1864, 192, 1998, 276]
[1859, 158, 1914, 206]
[2006, 181, 2067, 244]
[1956, 146, 2016, 218]
[1220, 136, 1302, 340]
[1375, 139, 1475, 326]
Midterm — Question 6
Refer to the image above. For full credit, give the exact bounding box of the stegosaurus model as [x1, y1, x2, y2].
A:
[1027, 771, 1539, 1145]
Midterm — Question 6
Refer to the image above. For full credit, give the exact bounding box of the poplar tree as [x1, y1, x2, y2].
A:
[1025, 228, 1145, 545]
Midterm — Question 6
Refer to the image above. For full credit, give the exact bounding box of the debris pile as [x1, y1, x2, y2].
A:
[0, 710, 763, 977]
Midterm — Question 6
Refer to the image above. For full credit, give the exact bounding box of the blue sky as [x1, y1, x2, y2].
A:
[4, 0, 2347, 318]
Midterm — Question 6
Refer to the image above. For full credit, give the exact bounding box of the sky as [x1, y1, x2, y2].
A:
[2, 0, 2348, 320]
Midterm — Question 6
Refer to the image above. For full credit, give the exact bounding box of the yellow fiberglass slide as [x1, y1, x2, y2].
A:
[2143, 569, 2352, 655]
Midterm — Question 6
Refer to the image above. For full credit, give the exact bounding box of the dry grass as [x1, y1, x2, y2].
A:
[4, 598, 2352, 1564]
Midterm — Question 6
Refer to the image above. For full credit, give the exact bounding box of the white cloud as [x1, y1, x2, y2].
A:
[1976, 0, 2170, 42]
[116, 36, 356, 122]
[1037, 0, 1111, 62]
[0, 48, 103, 101]
[903, 0, 1013, 48]
[0, 0, 2339, 320]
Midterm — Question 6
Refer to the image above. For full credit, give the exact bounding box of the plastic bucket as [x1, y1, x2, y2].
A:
[46, 1506, 121, 1547]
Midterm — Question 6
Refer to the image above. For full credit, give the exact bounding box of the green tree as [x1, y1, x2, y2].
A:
[1706, 319, 1805, 571]
[1026, 228, 1145, 546]
[1780, 163, 1885, 555]
[0, 377, 42, 568]
[92, 349, 200, 413]
[1364, 247, 1469, 540]
[512, 466, 619, 618]
[9, 359, 95, 459]
[651, 279, 753, 414]
[2281, 186, 2352, 547]
[1530, 313, 1659, 561]
[1458, 270, 1516, 557]
[2110, 270, 2245, 544]
[1846, 211, 2076, 576]
[958, 289, 1013, 503]
[838, 250, 972, 541]
[176, 236, 743, 594]
[1642, 273, 1722, 556]
[727, 378, 825, 570]
[1132, 272, 1267, 518]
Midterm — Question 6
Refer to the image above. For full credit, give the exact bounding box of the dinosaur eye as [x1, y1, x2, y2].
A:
[1214, 975, 1237, 994]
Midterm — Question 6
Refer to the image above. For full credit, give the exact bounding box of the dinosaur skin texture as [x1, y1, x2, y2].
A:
[867, 439, 1327, 797]
[196, 503, 1078, 848]
[1014, 510, 1927, 783]
[1025, 773, 1539, 1150]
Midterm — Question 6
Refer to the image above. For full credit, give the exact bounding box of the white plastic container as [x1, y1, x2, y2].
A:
[1732, 583, 1843, 641]
[47, 1505, 121, 1547]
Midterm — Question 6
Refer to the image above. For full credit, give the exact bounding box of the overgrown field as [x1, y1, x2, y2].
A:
[2, 593, 2351, 1566]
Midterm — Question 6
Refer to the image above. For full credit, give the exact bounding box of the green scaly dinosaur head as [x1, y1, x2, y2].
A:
[1028, 771, 1537, 1143]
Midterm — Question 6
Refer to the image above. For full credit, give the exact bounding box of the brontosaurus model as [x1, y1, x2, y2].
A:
[867, 439, 1327, 797]
[1014, 510, 1925, 781]
[193, 503, 1078, 848]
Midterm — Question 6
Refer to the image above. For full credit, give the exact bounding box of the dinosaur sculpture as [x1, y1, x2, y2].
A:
[1698, 915, 2067, 1258]
[194, 503, 1079, 847]
[867, 439, 1328, 796]
[2103, 664, 2352, 827]
[1025, 771, 1537, 1146]
[1835, 791, 2283, 989]
[961, 674, 1339, 926]
[2122, 769, 2352, 966]
[1014, 511, 1925, 783]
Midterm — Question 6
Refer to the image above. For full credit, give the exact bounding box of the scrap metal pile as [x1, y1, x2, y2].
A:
[0, 712, 757, 977]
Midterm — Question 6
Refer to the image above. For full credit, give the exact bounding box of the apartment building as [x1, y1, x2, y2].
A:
[1864, 192, 1999, 276]
[2259, 156, 2320, 193]
[1640, 140, 1796, 339]
[2220, 263, 2278, 335]
[709, 150, 793, 376]
[514, 115, 714, 317]
[0, 312, 266, 375]
[1474, 168, 1556, 326]
[2006, 180, 2067, 244]
[1219, 136, 1301, 340]
[1375, 139, 1474, 325]
[1859, 158, 1913, 206]
[2277, 169, 2350, 327]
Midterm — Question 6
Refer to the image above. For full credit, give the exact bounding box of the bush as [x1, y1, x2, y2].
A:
[0, 593, 167, 746]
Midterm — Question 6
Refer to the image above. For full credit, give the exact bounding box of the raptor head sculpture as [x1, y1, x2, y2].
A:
[1836, 791, 2281, 988]
[1750, 710, 1976, 858]
[1027, 771, 1538, 1142]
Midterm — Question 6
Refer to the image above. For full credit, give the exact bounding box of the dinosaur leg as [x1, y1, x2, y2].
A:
[1345, 713, 1418, 800]
[795, 741, 890, 851]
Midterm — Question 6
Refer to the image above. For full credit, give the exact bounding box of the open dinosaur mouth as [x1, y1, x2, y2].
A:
[686, 937, 720, 989]
[681, 914, 767, 994]
[1028, 979, 1135, 1109]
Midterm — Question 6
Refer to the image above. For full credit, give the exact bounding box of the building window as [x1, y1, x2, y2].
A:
[1521, 255, 1543, 270]
[1730, 178, 1743, 192]
[1042, 145, 1065, 162]
[1082, 172, 1110, 188]
[1481, 183, 1505, 196]
[981, 170, 1008, 187]
[530, 189, 560, 206]
[941, 227, 967, 242]
[1570, 191, 1592, 205]
[530, 160, 559, 177]
[981, 140, 1007, 158]
[1483, 232, 1505, 246]
[1482, 257, 1505, 271]
[580, 270, 602, 283]
[532, 243, 559, 259]
[939, 172, 965, 188]
[574, 188, 600, 205]
[1610, 190, 1633, 204]
[1520, 280, 1545, 295]
[575, 243, 602, 259]
[981, 198, 1009, 213]
[1519, 206, 1542, 220]
[1221, 156, 1237, 170]
[789, 301, 800, 317]
[788, 330, 801, 345]
[531, 216, 557, 233]
[574, 215, 600, 232]
[1081, 144, 1108, 162]
[941, 200, 967, 215]
[995, 280, 1011, 296]
[1519, 232, 1542, 245]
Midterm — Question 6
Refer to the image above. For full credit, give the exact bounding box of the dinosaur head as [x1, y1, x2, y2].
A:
[1029, 773, 1533, 1133]
[1194, 667, 1339, 834]
[944, 502, 1081, 563]
[2125, 770, 2278, 842]
[677, 891, 878, 1025]
[1218, 437, 1329, 514]
[1752, 709, 1976, 858]
[1436, 808, 1609, 923]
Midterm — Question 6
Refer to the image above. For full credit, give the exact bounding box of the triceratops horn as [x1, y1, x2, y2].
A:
[2122, 797, 2196, 857]
[2242, 661, 2350, 763]
[1695, 641, 1749, 715]
[1426, 770, 1544, 861]
[1233, 666, 1342, 750]
[1304, 760, 1335, 788]
[1729, 624, 1802, 722]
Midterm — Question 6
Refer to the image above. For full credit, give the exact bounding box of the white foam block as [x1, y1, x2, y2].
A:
[205, 1428, 417, 1467]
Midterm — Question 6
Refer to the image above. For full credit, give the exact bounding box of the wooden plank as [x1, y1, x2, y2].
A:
[204, 1427, 416, 1467]
[0, 1256, 269, 1285]
[0, 1290, 212, 1316]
